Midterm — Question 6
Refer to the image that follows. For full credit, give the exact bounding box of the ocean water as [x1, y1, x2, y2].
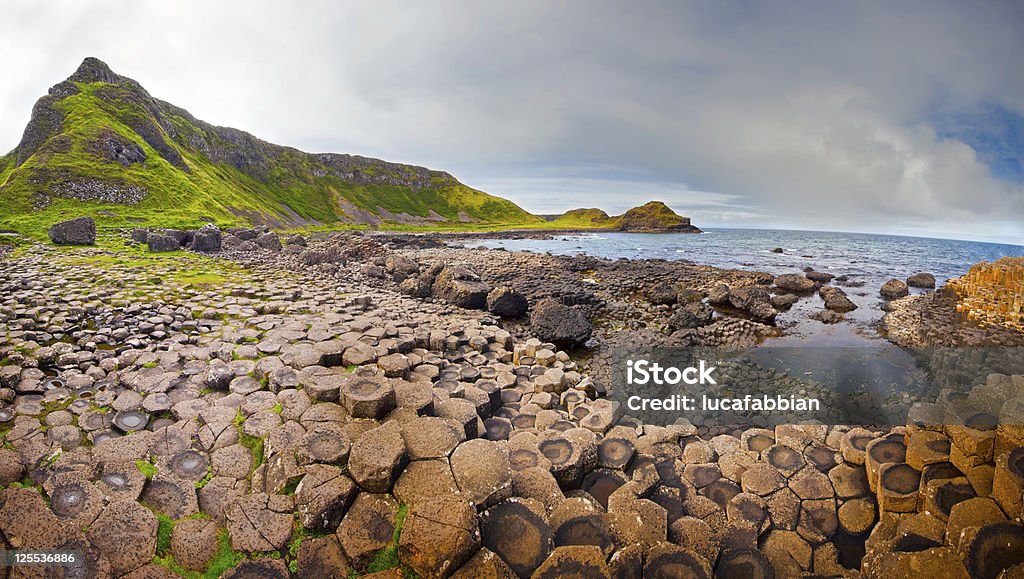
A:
[469, 228, 1024, 344]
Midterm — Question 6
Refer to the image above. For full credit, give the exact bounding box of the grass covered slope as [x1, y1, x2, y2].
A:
[0, 57, 540, 236]
[547, 201, 701, 232]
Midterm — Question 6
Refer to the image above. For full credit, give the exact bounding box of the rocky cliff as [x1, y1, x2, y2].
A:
[0, 57, 541, 233]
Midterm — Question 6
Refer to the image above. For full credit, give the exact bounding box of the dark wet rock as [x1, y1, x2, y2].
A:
[880, 278, 909, 299]
[48, 216, 96, 245]
[729, 286, 778, 323]
[805, 271, 834, 284]
[771, 293, 799, 310]
[530, 298, 593, 348]
[819, 286, 857, 312]
[668, 301, 714, 330]
[481, 498, 552, 577]
[647, 282, 679, 306]
[487, 286, 529, 318]
[774, 274, 815, 293]
[907, 272, 936, 288]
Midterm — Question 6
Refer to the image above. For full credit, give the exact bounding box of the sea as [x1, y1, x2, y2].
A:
[467, 228, 1024, 346]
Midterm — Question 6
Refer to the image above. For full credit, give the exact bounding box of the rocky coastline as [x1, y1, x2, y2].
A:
[0, 223, 1022, 578]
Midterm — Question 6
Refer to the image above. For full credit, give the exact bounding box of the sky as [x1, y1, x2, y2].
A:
[2, 1, 1023, 243]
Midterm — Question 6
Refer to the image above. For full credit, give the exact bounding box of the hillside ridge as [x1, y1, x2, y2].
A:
[0, 57, 541, 234]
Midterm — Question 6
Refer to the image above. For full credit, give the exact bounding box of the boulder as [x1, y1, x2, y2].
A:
[384, 255, 420, 282]
[805, 271, 834, 284]
[646, 282, 678, 305]
[191, 224, 221, 253]
[668, 302, 714, 330]
[880, 279, 909, 299]
[255, 232, 282, 252]
[729, 287, 777, 323]
[432, 265, 491, 309]
[819, 286, 857, 312]
[907, 273, 936, 288]
[131, 228, 149, 244]
[48, 216, 96, 245]
[147, 233, 181, 253]
[530, 298, 593, 348]
[487, 287, 529, 318]
[774, 274, 815, 293]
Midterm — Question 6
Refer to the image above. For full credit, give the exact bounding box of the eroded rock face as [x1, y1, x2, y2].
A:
[48, 216, 96, 245]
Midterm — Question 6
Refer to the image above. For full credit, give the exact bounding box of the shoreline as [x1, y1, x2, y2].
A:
[0, 226, 1021, 577]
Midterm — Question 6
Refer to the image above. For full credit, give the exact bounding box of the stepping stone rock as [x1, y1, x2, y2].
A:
[87, 499, 158, 576]
[348, 421, 407, 493]
[533, 545, 612, 578]
[295, 464, 357, 532]
[336, 492, 398, 568]
[401, 416, 462, 460]
[340, 374, 396, 419]
[398, 494, 481, 578]
[297, 535, 352, 578]
[481, 498, 553, 577]
[450, 547, 517, 578]
[451, 438, 513, 508]
[393, 458, 461, 506]
[171, 518, 219, 572]
[223, 558, 290, 578]
[225, 493, 294, 552]
[643, 542, 713, 578]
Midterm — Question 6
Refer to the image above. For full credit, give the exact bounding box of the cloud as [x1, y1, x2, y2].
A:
[1, 0, 1022, 242]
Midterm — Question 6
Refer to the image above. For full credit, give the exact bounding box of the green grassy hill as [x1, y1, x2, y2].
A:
[547, 201, 701, 232]
[0, 58, 541, 236]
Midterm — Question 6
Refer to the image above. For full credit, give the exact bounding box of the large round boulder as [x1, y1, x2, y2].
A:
[191, 224, 222, 253]
[487, 287, 529, 318]
[880, 278, 909, 299]
[819, 286, 857, 312]
[48, 216, 96, 245]
[530, 298, 592, 348]
[432, 265, 491, 309]
[774, 274, 815, 293]
[907, 273, 936, 288]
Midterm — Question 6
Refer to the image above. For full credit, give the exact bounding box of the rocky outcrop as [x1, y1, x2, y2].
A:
[530, 298, 593, 348]
[432, 265, 491, 309]
[819, 286, 857, 312]
[47, 216, 95, 245]
[191, 224, 222, 253]
[881, 279, 910, 299]
[907, 272, 936, 288]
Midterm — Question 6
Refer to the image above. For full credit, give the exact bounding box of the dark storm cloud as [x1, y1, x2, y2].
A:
[2, 0, 1022, 241]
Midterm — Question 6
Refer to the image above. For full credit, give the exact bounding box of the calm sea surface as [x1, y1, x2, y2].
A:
[469, 228, 1024, 345]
